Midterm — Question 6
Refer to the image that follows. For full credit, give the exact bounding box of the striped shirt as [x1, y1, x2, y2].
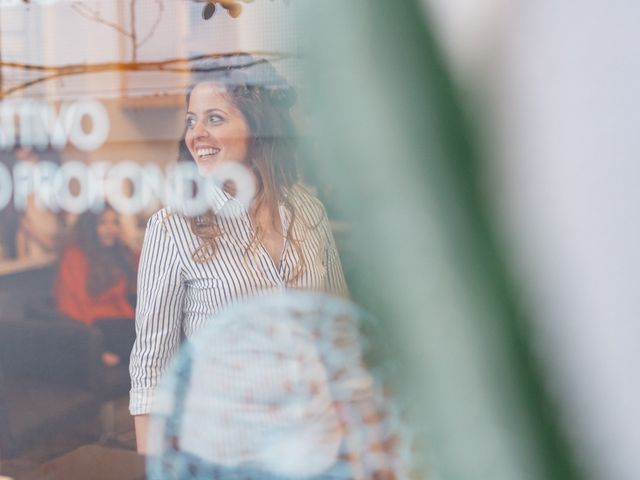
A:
[129, 185, 348, 415]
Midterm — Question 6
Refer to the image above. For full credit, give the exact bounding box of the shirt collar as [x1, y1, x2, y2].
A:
[207, 183, 232, 214]
[207, 183, 250, 219]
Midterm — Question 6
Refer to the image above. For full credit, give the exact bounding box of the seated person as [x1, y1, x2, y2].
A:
[55, 205, 138, 367]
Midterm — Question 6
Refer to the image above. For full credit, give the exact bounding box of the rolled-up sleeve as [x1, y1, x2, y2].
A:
[129, 212, 185, 415]
[323, 215, 349, 298]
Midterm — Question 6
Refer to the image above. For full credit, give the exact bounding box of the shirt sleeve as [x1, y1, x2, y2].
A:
[129, 212, 186, 416]
[322, 213, 349, 297]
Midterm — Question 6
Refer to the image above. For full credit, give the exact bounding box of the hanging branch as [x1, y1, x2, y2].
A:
[130, 0, 137, 62]
[71, 0, 165, 63]
[136, 0, 164, 50]
[0, 51, 290, 98]
[70, 2, 132, 38]
[1, 0, 291, 97]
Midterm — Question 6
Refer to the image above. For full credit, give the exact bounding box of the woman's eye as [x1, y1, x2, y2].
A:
[186, 117, 196, 129]
[208, 114, 223, 124]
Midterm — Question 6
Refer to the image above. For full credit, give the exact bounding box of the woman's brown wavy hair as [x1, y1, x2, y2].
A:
[70, 206, 136, 297]
[181, 55, 315, 276]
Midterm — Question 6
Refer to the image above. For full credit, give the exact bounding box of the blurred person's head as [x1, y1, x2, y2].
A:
[71, 205, 135, 296]
[13, 143, 63, 165]
[0, 146, 64, 259]
[73, 205, 122, 249]
[147, 292, 407, 480]
[14, 146, 37, 163]
[94, 207, 121, 247]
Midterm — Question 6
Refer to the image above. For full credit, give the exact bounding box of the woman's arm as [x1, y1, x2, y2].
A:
[134, 415, 150, 454]
[129, 211, 186, 452]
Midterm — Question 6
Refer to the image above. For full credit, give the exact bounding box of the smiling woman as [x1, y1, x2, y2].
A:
[185, 82, 250, 175]
[129, 55, 349, 453]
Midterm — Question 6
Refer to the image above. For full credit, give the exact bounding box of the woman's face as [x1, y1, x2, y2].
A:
[185, 82, 250, 176]
[96, 209, 121, 247]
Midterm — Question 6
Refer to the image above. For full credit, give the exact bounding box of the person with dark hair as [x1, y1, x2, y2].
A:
[14, 147, 67, 261]
[55, 205, 138, 367]
[0, 146, 66, 261]
[129, 55, 348, 452]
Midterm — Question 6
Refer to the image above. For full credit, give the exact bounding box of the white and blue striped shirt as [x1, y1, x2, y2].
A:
[129, 185, 348, 415]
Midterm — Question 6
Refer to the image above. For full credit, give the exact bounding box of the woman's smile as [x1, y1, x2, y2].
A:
[196, 147, 221, 159]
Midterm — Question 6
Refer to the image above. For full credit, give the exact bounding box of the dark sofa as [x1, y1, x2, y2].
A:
[0, 318, 102, 457]
[0, 263, 130, 459]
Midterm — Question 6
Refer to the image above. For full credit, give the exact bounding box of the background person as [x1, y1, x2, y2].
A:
[14, 146, 67, 262]
[0, 147, 66, 262]
[0, 151, 21, 261]
[55, 205, 138, 367]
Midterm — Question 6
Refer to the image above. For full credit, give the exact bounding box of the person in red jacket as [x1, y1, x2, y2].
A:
[55, 205, 138, 367]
